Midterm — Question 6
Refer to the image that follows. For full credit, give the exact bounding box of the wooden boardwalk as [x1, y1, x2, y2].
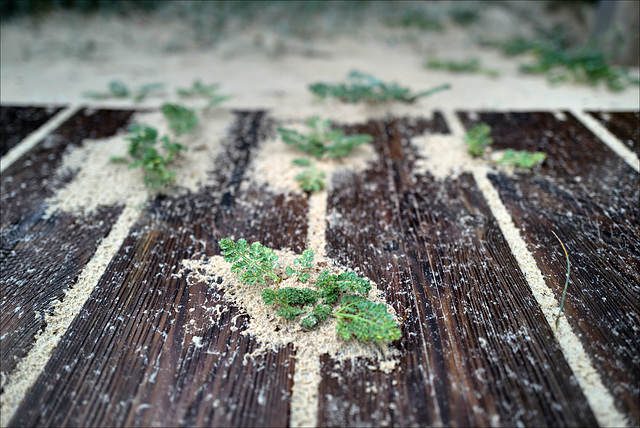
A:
[1, 105, 638, 427]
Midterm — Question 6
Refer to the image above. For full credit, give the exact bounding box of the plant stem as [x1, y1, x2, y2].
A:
[552, 231, 571, 330]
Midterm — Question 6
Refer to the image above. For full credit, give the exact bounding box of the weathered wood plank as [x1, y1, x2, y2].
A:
[1, 108, 135, 231]
[0, 105, 63, 157]
[1, 109, 134, 381]
[321, 116, 598, 426]
[0, 206, 122, 378]
[586, 111, 639, 155]
[458, 111, 640, 424]
[9, 111, 307, 427]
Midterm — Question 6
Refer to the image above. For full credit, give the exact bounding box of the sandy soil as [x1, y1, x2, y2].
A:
[1, 4, 638, 112]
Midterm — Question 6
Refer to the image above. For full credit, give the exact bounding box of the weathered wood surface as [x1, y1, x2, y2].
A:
[1, 109, 134, 380]
[1, 107, 638, 427]
[458, 111, 640, 424]
[586, 110, 639, 155]
[8, 112, 306, 427]
[0, 105, 63, 157]
[322, 117, 596, 426]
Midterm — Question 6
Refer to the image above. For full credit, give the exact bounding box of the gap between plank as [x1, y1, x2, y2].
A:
[0, 104, 82, 174]
[0, 205, 139, 427]
[569, 108, 640, 173]
[288, 191, 327, 428]
[442, 110, 629, 428]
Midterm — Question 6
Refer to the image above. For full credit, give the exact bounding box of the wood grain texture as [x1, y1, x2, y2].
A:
[0, 105, 63, 156]
[0, 206, 122, 379]
[458, 111, 640, 425]
[1, 109, 134, 382]
[321, 116, 597, 427]
[586, 111, 640, 155]
[9, 111, 307, 427]
[1, 108, 135, 231]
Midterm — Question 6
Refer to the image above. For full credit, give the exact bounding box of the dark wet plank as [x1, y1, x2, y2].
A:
[1, 109, 134, 381]
[321, 117, 597, 427]
[0, 105, 64, 157]
[10, 112, 307, 427]
[0, 206, 122, 379]
[586, 110, 639, 155]
[458, 111, 640, 424]
[1, 108, 136, 232]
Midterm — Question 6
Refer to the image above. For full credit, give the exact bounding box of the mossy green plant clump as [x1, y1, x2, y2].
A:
[309, 70, 450, 104]
[219, 238, 401, 343]
[493, 34, 639, 91]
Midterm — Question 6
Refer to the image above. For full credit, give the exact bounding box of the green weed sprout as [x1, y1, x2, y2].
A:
[83, 80, 164, 102]
[161, 103, 199, 135]
[278, 116, 372, 159]
[464, 123, 493, 157]
[296, 166, 326, 193]
[309, 70, 450, 104]
[219, 238, 281, 285]
[218, 238, 401, 343]
[496, 34, 639, 91]
[552, 231, 571, 330]
[496, 149, 546, 168]
[177, 80, 232, 110]
[111, 124, 187, 189]
[426, 58, 499, 77]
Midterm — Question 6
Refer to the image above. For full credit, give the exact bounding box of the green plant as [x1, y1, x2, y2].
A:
[464, 123, 494, 157]
[496, 149, 547, 168]
[309, 70, 451, 104]
[426, 58, 499, 77]
[494, 34, 639, 91]
[111, 124, 187, 189]
[552, 231, 571, 330]
[285, 249, 315, 282]
[218, 238, 281, 285]
[83, 80, 164, 102]
[279, 116, 372, 159]
[295, 166, 326, 193]
[177, 80, 232, 110]
[219, 238, 401, 343]
[161, 103, 199, 135]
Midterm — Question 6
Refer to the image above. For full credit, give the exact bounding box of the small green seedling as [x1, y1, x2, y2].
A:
[426, 58, 499, 77]
[111, 124, 187, 188]
[552, 231, 571, 330]
[83, 80, 164, 102]
[219, 238, 401, 343]
[161, 103, 199, 135]
[496, 149, 546, 168]
[177, 80, 232, 110]
[295, 166, 326, 193]
[464, 123, 493, 157]
[309, 70, 450, 104]
[278, 116, 372, 159]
